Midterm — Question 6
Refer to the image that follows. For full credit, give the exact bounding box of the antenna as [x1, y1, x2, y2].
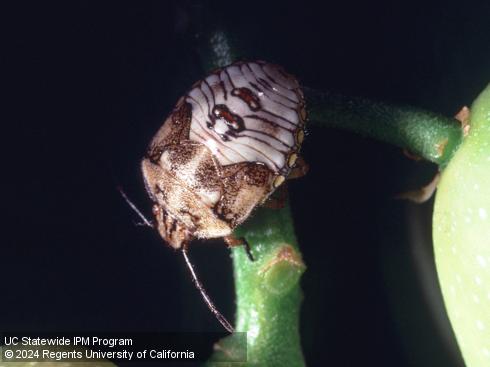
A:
[181, 246, 235, 333]
[117, 186, 153, 227]
[118, 186, 234, 333]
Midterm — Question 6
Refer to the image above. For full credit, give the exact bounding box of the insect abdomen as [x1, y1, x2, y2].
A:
[187, 61, 306, 177]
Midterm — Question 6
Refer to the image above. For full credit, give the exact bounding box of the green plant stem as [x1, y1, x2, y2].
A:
[187, 1, 244, 72]
[207, 203, 306, 366]
[306, 89, 464, 167]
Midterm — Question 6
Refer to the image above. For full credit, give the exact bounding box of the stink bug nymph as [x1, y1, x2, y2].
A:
[139, 61, 306, 332]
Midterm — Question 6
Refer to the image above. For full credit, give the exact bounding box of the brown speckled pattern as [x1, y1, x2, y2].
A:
[142, 61, 306, 249]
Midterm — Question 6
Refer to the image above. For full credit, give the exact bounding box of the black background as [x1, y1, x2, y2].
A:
[2, 1, 489, 366]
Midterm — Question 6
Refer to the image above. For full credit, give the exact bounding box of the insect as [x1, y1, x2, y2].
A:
[139, 60, 307, 332]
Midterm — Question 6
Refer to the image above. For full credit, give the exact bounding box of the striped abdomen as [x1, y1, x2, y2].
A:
[186, 61, 306, 176]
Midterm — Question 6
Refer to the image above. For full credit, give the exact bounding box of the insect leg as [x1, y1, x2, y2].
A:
[224, 235, 255, 262]
[287, 155, 309, 179]
[181, 245, 235, 333]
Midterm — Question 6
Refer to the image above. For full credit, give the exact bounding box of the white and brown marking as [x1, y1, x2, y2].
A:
[142, 61, 306, 249]
[187, 61, 306, 176]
